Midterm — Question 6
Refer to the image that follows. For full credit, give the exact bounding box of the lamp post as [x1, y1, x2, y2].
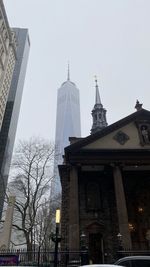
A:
[53, 209, 61, 267]
[117, 233, 123, 250]
[80, 232, 88, 265]
[80, 232, 86, 250]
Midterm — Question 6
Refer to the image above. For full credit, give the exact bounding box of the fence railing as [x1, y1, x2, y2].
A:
[0, 249, 88, 267]
[0, 249, 150, 266]
[117, 250, 150, 257]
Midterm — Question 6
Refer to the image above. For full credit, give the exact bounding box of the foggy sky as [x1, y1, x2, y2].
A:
[3, 0, 150, 143]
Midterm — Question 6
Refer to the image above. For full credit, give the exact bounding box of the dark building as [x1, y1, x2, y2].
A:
[0, 28, 30, 218]
[60, 92, 150, 263]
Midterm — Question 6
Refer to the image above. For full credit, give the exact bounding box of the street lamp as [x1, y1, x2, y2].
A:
[80, 232, 86, 250]
[117, 233, 123, 250]
[53, 209, 61, 267]
[117, 232, 122, 240]
[80, 232, 89, 265]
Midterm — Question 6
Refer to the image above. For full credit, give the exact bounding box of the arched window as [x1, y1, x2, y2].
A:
[86, 182, 101, 210]
[99, 113, 101, 119]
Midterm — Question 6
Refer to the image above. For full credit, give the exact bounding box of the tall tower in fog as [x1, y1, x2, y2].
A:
[0, 28, 30, 218]
[53, 66, 81, 196]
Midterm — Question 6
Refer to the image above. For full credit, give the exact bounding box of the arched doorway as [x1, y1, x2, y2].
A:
[87, 222, 104, 264]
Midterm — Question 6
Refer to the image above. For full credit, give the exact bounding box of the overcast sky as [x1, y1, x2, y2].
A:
[3, 0, 150, 143]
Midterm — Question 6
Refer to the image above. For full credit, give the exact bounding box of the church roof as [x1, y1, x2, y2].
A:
[65, 108, 150, 155]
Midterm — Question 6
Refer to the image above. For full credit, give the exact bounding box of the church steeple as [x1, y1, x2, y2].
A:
[91, 77, 107, 134]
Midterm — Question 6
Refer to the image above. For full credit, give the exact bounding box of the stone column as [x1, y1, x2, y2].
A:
[113, 166, 132, 249]
[69, 166, 80, 253]
[0, 195, 15, 249]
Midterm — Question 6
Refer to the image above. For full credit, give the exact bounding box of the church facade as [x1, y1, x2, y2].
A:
[59, 81, 150, 263]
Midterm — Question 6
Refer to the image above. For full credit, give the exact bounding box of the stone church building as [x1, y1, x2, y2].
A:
[59, 79, 150, 263]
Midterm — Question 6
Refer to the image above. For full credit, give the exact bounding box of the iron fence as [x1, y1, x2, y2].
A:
[117, 249, 150, 258]
[0, 249, 150, 266]
[0, 249, 88, 267]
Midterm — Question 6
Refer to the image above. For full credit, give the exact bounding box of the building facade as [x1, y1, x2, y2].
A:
[52, 69, 81, 196]
[0, 28, 30, 218]
[60, 106, 150, 264]
[0, 1, 17, 129]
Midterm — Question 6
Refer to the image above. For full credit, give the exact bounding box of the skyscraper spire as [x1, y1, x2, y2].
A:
[67, 62, 70, 81]
[91, 76, 107, 134]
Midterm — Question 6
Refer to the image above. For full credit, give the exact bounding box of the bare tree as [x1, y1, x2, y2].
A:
[8, 137, 54, 252]
[35, 192, 61, 251]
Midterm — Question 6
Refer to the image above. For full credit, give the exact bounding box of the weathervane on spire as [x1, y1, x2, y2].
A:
[94, 75, 101, 105]
[94, 75, 98, 87]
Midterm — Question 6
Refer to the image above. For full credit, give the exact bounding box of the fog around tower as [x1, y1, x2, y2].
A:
[3, 0, 150, 142]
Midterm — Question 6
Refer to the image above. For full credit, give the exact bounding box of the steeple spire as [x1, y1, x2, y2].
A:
[91, 76, 107, 134]
[95, 76, 101, 104]
[67, 62, 70, 81]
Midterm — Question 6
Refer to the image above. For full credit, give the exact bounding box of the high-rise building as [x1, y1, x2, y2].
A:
[0, 28, 30, 218]
[53, 67, 81, 196]
[0, 1, 17, 129]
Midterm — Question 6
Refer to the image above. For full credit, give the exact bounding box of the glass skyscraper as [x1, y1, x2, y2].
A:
[0, 28, 30, 218]
[53, 69, 81, 196]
